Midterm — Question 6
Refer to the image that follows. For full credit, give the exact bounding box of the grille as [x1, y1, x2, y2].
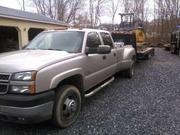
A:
[0, 84, 8, 93]
[0, 73, 10, 94]
[0, 74, 10, 82]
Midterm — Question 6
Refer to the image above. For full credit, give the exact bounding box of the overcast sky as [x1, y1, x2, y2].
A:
[0, 0, 154, 23]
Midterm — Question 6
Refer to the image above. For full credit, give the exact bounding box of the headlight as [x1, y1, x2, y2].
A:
[12, 71, 36, 81]
[9, 85, 35, 94]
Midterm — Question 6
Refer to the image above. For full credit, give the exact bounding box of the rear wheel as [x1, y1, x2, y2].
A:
[53, 85, 81, 128]
[124, 61, 135, 78]
[170, 45, 176, 54]
[144, 54, 149, 60]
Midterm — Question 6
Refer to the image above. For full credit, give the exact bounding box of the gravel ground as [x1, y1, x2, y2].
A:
[0, 48, 180, 135]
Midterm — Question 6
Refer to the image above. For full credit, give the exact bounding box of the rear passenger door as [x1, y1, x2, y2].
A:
[100, 32, 117, 74]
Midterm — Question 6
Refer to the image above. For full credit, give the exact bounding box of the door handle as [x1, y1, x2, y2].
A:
[114, 53, 116, 57]
[102, 55, 106, 60]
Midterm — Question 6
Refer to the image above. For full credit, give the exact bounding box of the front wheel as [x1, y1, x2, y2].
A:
[53, 85, 81, 128]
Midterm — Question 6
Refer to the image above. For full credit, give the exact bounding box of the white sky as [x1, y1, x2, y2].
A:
[0, 0, 154, 24]
[0, 0, 20, 9]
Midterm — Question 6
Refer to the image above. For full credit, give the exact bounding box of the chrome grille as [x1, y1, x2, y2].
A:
[0, 73, 10, 94]
[0, 74, 10, 82]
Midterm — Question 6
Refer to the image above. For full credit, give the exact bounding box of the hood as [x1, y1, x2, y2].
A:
[0, 50, 80, 73]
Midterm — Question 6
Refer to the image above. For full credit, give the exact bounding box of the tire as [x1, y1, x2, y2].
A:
[124, 61, 135, 78]
[144, 54, 149, 60]
[53, 85, 81, 128]
[151, 50, 155, 56]
[170, 45, 175, 54]
[175, 48, 179, 55]
[178, 48, 180, 56]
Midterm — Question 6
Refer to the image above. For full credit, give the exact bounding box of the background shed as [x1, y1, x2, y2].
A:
[0, 6, 68, 53]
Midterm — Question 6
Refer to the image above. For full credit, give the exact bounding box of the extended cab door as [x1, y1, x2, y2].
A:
[84, 32, 115, 90]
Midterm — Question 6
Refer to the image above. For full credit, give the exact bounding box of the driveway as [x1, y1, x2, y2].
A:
[0, 48, 180, 135]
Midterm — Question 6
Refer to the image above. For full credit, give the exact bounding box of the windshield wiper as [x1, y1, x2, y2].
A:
[24, 48, 37, 50]
[26, 48, 68, 52]
[45, 48, 63, 51]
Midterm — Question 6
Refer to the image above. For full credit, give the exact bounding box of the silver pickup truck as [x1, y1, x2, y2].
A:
[0, 29, 135, 128]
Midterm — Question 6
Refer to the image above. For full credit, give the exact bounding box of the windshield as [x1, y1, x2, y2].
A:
[25, 31, 84, 53]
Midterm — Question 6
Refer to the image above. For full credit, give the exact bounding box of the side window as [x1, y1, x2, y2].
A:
[100, 32, 114, 47]
[86, 32, 101, 48]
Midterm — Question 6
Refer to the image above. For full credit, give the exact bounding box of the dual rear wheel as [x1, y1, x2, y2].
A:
[124, 61, 135, 78]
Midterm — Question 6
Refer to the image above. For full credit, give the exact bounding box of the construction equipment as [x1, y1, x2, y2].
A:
[111, 13, 154, 59]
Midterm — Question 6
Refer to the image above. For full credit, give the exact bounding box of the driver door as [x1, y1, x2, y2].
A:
[83, 32, 108, 90]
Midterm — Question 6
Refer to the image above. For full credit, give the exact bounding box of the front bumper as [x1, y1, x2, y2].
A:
[0, 91, 55, 123]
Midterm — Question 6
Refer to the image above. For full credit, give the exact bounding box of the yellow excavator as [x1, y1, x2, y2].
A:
[134, 27, 145, 43]
[112, 13, 154, 59]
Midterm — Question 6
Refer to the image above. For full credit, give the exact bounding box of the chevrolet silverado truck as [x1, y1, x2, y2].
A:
[0, 29, 135, 128]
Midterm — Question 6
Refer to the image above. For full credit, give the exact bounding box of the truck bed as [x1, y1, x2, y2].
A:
[137, 47, 155, 59]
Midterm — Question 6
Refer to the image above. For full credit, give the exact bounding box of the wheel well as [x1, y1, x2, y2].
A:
[57, 75, 84, 97]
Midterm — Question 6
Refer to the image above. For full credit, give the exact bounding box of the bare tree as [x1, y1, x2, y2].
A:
[32, 0, 83, 24]
[109, 0, 121, 30]
[149, 0, 180, 43]
[122, 0, 148, 24]
[89, 0, 94, 27]
[89, 0, 108, 28]
[75, 12, 91, 28]
[48, 0, 54, 19]
[55, 0, 69, 21]
[133, 0, 148, 23]
[66, 0, 83, 23]
[33, 0, 48, 16]
[123, 0, 133, 13]
[17, 0, 26, 11]
[33, 0, 56, 18]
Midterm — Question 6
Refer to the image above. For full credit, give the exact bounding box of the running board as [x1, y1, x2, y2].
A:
[85, 77, 114, 98]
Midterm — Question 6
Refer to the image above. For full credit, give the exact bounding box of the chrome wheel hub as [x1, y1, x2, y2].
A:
[64, 98, 77, 114]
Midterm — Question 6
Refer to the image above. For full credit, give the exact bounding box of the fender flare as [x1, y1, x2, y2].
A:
[50, 68, 84, 89]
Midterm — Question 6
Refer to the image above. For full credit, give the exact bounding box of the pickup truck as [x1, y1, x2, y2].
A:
[0, 29, 135, 128]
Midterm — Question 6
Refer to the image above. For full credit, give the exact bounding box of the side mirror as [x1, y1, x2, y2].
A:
[98, 45, 111, 54]
[86, 45, 111, 54]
